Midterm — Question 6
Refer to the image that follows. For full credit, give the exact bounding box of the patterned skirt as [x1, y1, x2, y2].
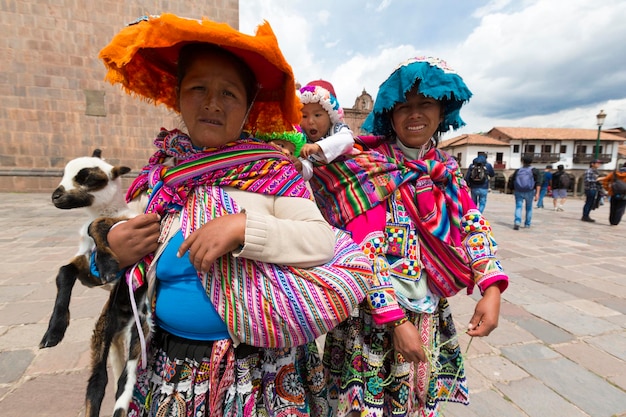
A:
[323, 298, 468, 417]
[128, 331, 331, 417]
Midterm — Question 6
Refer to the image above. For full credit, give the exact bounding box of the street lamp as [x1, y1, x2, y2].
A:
[595, 110, 607, 160]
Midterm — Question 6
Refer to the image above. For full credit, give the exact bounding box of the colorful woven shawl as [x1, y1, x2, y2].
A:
[124, 128, 309, 291]
[310, 143, 474, 297]
[127, 128, 310, 212]
[125, 129, 370, 346]
[311, 144, 464, 243]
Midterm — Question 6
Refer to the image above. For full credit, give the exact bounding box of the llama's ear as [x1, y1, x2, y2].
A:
[111, 166, 132, 179]
[92, 149, 103, 158]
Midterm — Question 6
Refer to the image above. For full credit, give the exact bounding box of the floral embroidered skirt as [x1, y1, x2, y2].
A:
[323, 298, 469, 417]
[128, 331, 331, 417]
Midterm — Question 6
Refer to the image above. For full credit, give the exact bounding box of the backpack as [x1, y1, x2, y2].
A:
[514, 166, 535, 192]
[469, 162, 487, 184]
[558, 172, 571, 189]
[612, 176, 626, 196]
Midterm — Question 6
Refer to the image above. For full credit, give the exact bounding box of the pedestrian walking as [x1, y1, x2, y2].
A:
[508, 155, 540, 229]
[602, 161, 626, 225]
[551, 164, 571, 212]
[465, 153, 495, 212]
[582, 159, 603, 222]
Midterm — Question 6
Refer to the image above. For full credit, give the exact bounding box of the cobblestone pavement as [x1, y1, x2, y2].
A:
[0, 191, 625, 417]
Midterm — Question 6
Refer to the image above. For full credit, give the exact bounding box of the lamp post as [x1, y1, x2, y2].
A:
[595, 110, 607, 160]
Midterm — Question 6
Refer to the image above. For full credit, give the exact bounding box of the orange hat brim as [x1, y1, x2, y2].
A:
[99, 14, 301, 134]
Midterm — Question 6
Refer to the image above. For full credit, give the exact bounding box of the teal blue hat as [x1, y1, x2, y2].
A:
[362, 57, 472, 136]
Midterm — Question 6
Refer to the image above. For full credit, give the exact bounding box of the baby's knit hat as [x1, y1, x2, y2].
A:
[256, 131, 306, 157]
[306, 79, 337, 97]
[298, 80, 344, 124]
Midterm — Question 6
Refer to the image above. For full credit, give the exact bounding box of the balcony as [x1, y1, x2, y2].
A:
[521, 152, 560, 164]
[572, 153, 612, 164]
[494, 162, 506, 169]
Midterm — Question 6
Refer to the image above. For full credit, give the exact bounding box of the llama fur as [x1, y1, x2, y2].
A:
[40, 150, 150, 417]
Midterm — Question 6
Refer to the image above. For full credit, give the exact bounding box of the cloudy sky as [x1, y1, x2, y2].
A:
[240, 0, 626, 139]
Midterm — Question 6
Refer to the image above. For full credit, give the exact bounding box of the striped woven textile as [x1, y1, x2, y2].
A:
[125, 129, 371, 346]
[192, 186, 371, 347]
[310, 144, 474, 297]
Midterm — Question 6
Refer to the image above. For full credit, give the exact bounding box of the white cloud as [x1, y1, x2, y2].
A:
[375, 0, 394, 12]
[473, 0, 513, 18]
[240, 0, 626, 134]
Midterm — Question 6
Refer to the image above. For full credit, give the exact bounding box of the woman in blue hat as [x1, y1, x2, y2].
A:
[311, 57, 509, 416]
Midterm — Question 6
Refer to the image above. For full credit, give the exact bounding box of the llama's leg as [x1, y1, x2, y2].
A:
[113, 285, 149, 417]
[85, 283, 123, 417]
[89, 217, 125, 283]
[109, 325, 129, 385]
[39, 256, 83, 348]
[41, 251, 114, 348]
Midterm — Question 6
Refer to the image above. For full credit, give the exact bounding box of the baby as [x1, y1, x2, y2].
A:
[297, 80, 355, 180]
[257, 130, 306, 164]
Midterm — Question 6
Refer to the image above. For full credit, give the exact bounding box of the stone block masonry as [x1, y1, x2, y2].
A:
[0, 1, 239, 192]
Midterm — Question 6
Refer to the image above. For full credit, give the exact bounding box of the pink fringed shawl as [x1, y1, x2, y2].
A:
[310, 142, 474, 297]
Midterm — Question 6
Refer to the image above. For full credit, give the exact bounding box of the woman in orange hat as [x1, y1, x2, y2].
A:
[96, 14, 370, 417]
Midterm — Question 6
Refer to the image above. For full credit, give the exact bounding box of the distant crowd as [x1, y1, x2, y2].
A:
[464, 154, 626, 227]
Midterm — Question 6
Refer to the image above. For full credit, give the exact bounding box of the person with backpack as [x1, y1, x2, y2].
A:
[551, 164, 570, 212]
[508, 155, 540, 230]
[536, 164, 553, 209]
[464, 153, 495, 212]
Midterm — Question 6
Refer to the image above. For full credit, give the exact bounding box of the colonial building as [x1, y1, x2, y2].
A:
[343, 89, 373, 134]
[441, 127, 626, 194]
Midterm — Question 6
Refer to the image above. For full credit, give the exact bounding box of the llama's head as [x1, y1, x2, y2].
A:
[52, 150, 131, 214]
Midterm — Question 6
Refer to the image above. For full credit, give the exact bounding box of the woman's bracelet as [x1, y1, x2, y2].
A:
[388, 316, 408, 329]
[108, 220, 128, 231]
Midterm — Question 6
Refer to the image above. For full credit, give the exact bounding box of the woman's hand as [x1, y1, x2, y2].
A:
[392, 320, 426, 363]
[108, 213, 161, 268]
[467, 284, 501, 337]
[178, 212, 246, 274]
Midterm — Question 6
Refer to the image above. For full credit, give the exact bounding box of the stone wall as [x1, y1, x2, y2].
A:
[0, 1, 238, 192]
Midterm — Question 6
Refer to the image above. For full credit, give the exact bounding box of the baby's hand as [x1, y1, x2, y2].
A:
[300, 143, 321, 158]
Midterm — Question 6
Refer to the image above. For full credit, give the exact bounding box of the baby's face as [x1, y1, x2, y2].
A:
[270, 139, 296, 156]
[300, 102, 331, 142]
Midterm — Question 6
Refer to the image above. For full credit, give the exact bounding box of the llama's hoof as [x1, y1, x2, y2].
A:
[102, 272, 121, 284]
[39, 320, 68, 348]
[39, 330, 64, 348]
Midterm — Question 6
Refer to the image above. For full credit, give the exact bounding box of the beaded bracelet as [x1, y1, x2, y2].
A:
[388, 317, 408, 329]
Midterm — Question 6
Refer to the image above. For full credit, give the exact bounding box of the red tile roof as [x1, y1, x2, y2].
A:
[487, 127, 625, 142]
[441, 133, 509, 147]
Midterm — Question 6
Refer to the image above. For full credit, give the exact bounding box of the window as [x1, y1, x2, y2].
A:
[541, 144, 552, 153]
[513, 144, 520, 153]
[560, 145, 567, 153]
[524, 144, 536, 153]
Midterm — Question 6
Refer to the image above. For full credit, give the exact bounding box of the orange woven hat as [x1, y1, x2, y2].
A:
[99, 14, 300, 134]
